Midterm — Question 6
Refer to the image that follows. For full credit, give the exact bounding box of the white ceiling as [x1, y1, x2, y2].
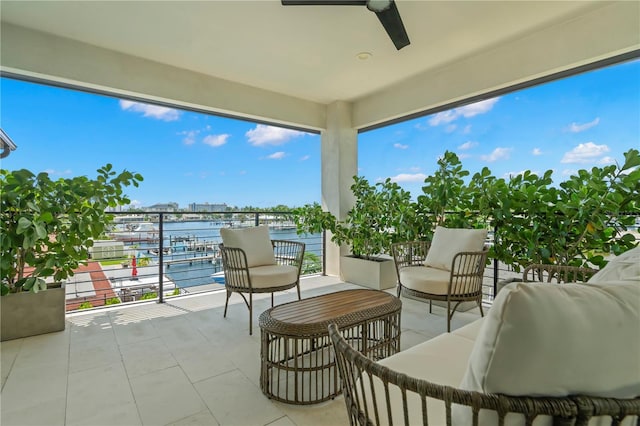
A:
[1, 0, 639, 129]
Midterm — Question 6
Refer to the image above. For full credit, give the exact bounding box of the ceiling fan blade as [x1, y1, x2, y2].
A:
[281, 1, 366, 5]
[281, 0, 409, 50]
[373, 1, 410, 50]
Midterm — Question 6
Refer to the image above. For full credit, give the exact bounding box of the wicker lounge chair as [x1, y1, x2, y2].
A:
[392, 227, 489, 332]
[523, 263, 598, 283]
[328, 322, 640, 426]
[330, 252, 640, 426]
[219, 225, 305, 335]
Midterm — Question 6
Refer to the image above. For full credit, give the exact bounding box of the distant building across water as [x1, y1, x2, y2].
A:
[188, 202, 228, 213]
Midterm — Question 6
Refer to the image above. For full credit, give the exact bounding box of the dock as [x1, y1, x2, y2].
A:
[165, 254, 218, 267]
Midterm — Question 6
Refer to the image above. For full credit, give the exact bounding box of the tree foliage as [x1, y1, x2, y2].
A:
[1, 164, 143, 295]
[293, 149, 640, 270]
[293, 177, 416, 259]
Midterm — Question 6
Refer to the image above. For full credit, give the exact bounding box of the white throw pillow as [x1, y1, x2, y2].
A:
[220, 225, 276, 267]
[588, 245, 640, 284]
[455, 281, 640, 425]
[424, 226, 487, 271]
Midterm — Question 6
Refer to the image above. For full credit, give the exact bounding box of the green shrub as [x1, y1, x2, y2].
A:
[302, 252, 322, 274]
[105, 297, 121, 305]
[140, 292, 157, 300]
[78, 302, 93, 309]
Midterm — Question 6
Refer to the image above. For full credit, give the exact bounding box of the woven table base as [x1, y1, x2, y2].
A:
[259, 289, 401, 405]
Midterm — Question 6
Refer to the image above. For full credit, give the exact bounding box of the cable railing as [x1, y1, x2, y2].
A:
[65, 211, 639, 312]
[66, 211, 323, 312]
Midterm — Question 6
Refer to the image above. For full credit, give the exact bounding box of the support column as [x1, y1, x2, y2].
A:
[321, 101, 357, 276]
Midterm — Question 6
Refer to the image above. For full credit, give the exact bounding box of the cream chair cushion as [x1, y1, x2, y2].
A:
[248, 264, 299, 289]
[455, 280, 640, 425]
[363, 328, 478, 426]
[588, 245, 640, 284]
[424, 226, 487, 271]
[220, 225, 276, 267]
[398, 266, 450, 295]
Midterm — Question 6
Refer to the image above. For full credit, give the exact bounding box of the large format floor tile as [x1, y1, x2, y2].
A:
[1, 276, 482, 426]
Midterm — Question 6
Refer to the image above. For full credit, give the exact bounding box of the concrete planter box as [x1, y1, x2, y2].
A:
[341, 255, 396, 290]
[1, 283, 66, 341]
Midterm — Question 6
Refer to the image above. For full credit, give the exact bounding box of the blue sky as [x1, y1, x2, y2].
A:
[1, 59, 638, 208]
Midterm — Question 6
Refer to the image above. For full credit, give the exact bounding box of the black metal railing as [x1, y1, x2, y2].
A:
[66, 211, 323, 312]
[66, 210, 638, 312]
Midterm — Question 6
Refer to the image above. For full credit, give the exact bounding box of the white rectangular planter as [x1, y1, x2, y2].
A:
[1, 284, 66, 341]
[340, 255, 397, 290]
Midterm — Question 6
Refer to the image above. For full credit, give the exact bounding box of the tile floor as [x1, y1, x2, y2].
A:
[1, 276, 484, 426]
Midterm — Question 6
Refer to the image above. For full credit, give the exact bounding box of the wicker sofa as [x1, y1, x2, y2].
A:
[329, 248, 640, 425]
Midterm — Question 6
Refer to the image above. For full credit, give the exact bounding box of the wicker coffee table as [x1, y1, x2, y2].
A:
[259, 289, 401, 405]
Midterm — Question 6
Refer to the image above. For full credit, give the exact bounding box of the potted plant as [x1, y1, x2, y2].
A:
[0, 164, 143, 341]
[293, 176, 415, 289]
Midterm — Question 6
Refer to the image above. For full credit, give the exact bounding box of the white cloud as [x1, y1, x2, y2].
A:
[119, 100, 180, 121]
[179, 130, 199, 145]
[458, 141, 478, 151]
[43, 169, 72, 176]
[458, 98, 500, 118]
[562, 169, 578, 176]
[458, 153, 472, 160]
[568, 117, 600, 133]
[246, 124, 305, 146]
[428, 110, 458, 126]
[598, 156, 616, 165]
[561, 142, 610, 163]
[532, 148, 543, 156]
[429, 98, 499, 126]
[267, 151, 286, 160]
[503, 170, 528, 179]
[389, 173, 427, 183]
[445, 124, 457, 133]
[481, 147, 512, 162]
[300, 155, 310, 161]
[203, 134, 229, 147]
[394, 143, 408, 149]
[462, 125, 472, 134]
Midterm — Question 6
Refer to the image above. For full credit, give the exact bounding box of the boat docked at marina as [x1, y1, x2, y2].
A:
[108, 222, 160, 243]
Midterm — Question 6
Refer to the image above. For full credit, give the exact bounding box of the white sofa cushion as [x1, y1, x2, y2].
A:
[424, 226, 487, 271]
[451, 317, 484, 341]
[361, 328, 477, 426]
[248, 264, 299, 288]
[461, 281, 640, 397]
[454, 281, 640, 425]
[220, 225, 276, 268]
[460, 281, 640, 396]
[588, 245, 640, 284]
[398, 265, 451, 295]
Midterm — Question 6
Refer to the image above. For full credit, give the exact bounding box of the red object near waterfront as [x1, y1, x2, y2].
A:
[131, 255, 138, 279]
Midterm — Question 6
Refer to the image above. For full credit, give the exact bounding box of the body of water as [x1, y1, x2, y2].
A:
[133, 221, 321, 289]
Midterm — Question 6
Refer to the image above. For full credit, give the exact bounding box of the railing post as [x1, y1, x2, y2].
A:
[493, 225, 498, 298]
[254, 212, 259, 226]
[158, 213, 164, 303]
[322, 230, 327, 276]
